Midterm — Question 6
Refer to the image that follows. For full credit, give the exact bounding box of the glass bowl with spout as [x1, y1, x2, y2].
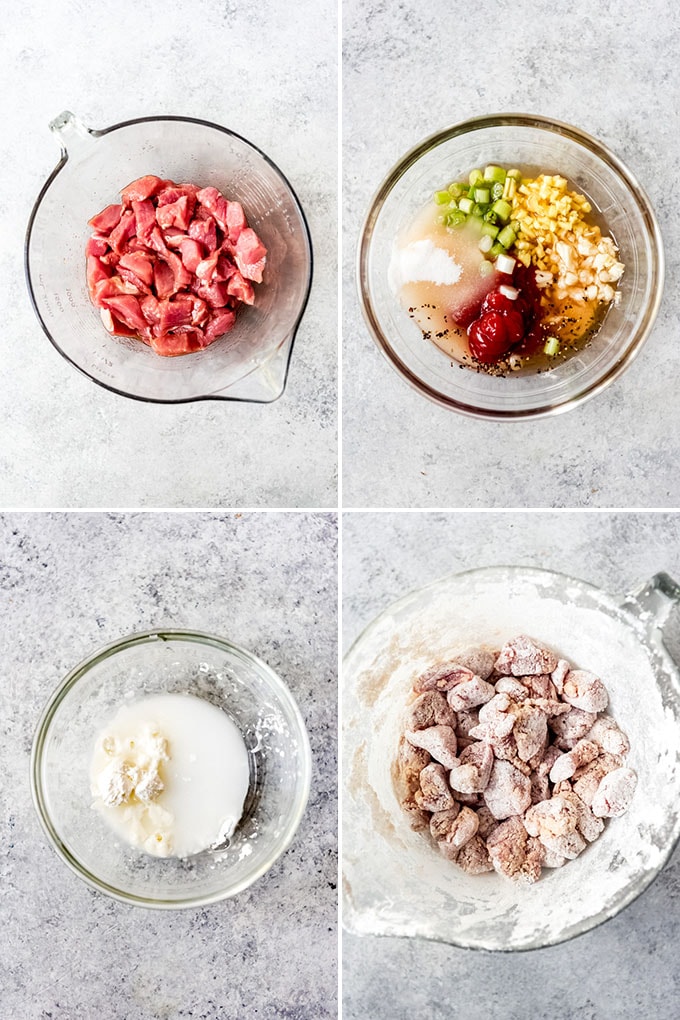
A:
[26, 112, 313, 403]
[343, 566, 680, 949]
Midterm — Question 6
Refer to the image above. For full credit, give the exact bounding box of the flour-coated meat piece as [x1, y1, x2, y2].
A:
[524, 795, 579, 839]
[448, 742, 494, 793]
[416, 763, 457, 813]
[540, 830, 586, 860]
[494, 636, 559, 677]
[483, 760, 532, 819]
[591, 767, 637, 818]
[446, 676, 496, 711]
[527, 697, 571, 717]
[572, 752, 622, 806]
[449, 646, 498, 680]
[549, 707, 598, 750]
[405, 725, 459, 769]
[473, 693, 516, 739]
[561, 670, 609, 713]
[513, 705, 548, 762]
[429, 805, 460, 841]
[414, 662, 477, 694]
[486, 816, 544, 883]
[440, 806, 480, 851]
[474, 804, 499, 839]
[406, 691, 457, 731]
[549, 739, 600, 783]
[392, 738, 430, 830]
[455, 834, 493, 874]
[521, 674, 558, 700]
[560, 789, 605, 842]
[551, 659, 570, 693]
[494, 677, 529, 702]
[585, 717, 630, 757]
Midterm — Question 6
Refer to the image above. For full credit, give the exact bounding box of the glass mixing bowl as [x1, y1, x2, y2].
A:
[358, 114, 664, 419]
[343, 566, 680, 950]
[31, 629, 312, 908]
[25, 112, 313, 403]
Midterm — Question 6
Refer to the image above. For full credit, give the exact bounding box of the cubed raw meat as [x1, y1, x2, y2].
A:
[86, 177, 266, 356]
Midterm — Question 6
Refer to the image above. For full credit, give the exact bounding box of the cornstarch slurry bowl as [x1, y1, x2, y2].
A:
[31, 629, 311, 908]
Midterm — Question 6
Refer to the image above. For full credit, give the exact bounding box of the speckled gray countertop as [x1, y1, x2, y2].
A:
[343, 0, 678, 508]
[1, 0, 336, 508]
[0, 512, 337, 1019]
[342, 510, 680, 1019]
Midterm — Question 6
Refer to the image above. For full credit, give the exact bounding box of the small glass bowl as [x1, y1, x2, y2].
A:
[25, 112, 313, 404]
[31, 629, 312, 909]
[358, 114, 664, 419]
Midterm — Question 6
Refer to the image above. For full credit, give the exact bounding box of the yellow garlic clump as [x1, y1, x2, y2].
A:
[511, 175, 624, 304]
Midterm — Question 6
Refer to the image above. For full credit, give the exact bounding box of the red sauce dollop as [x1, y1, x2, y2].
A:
[456, 263, 546, 365]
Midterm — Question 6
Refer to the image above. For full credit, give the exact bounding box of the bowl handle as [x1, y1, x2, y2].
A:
[621, 572, 680, 630]
[49, 110, 97, 158]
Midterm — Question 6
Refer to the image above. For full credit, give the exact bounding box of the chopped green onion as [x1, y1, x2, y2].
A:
[467, 214, 485, 232]
[507, 168, 522, 181]
[484, 165, 507, 183]
[491, 181, 504, 201]
[434, 190, 452, 204]
[458, 197, 474, 214]
[445, 209, 467, 228]
[497, 225, 517, 248]
[479, 234, 494, 253]
[544, 337, 560, 356]
[489, 242, 506, 258]
[473, 187, 490, 204]
[469, 168, 484, 187]
[502, 177, 517, 200]
[483, 209, 498, 224]
[479, 259, 495, 277]
[492, 199, 512, 223]
[481, 222, 499, 239]
[473, 202, 488, 217]
[448, 182, 466, 198]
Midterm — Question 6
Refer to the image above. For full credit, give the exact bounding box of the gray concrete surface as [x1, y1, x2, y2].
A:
[342, 510, 680, 1019]
[2, 0, 337, 508]
[0, 511, 337, 1019]
[343, 0, 678, 508]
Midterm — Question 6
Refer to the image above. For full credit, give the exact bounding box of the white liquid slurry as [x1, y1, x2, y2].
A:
[90, 693, 250, 859]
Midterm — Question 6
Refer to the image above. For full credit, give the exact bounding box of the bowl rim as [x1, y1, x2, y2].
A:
[356, 112, 665, 421]
[342, 563, 680, 950]
[24, 113, 314, 405]
[30, 627, 313, 909]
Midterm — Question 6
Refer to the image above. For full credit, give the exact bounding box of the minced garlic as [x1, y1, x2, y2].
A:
[510, 175, 624, 305]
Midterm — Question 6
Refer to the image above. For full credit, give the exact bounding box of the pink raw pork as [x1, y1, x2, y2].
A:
[86, 176, 267, 356]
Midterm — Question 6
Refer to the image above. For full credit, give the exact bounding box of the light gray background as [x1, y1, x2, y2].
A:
[343, 0, 678, 508]
[0, 511, 337, 1019]
[342, 510, 680, 1019]
[2, 0, 337, 508]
